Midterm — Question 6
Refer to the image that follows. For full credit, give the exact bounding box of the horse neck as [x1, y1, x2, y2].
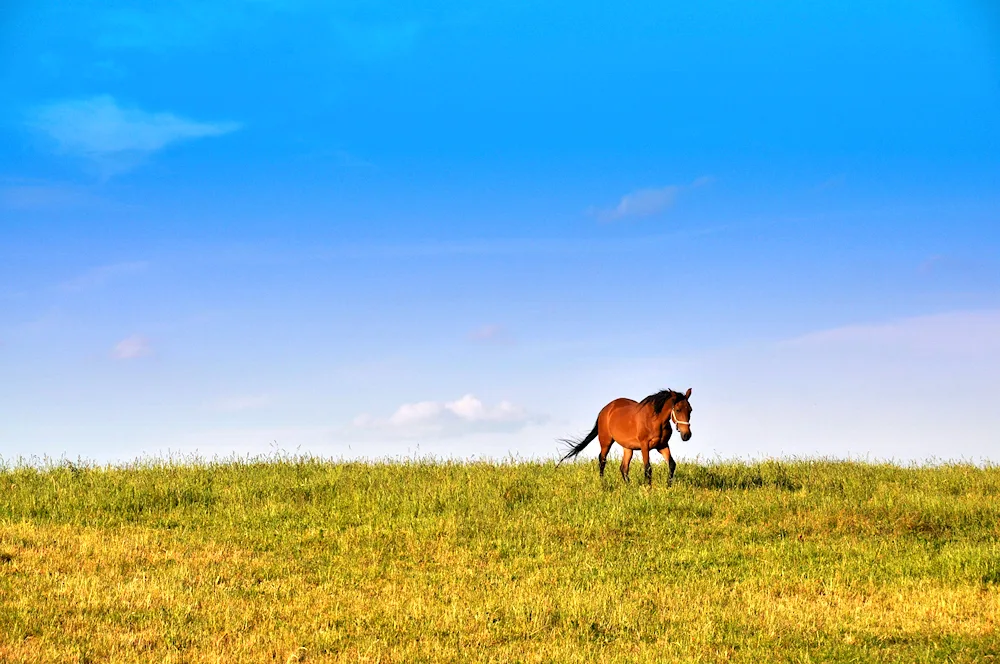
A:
[655, 396, 678, 423]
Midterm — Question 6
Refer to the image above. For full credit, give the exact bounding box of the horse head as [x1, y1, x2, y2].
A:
[671, 388, 693, 441]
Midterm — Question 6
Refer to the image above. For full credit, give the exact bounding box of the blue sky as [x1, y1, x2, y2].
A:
[1, 0, 998, 463]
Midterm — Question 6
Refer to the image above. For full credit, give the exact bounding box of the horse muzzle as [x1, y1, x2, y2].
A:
[680, 431, 692, 441]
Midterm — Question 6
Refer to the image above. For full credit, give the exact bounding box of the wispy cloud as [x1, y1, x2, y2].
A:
[814, 174, 847, 192]
[0, 180, 102, 211]
[918, 254, 945, 274]
[783, 310, 1000, 355]
[592, 176, 713, 222]
[190, 217, 754, 267]
[211, 395, 272, 413]
[60, 261, 148, 292]
[354, 394, 542, 438]
[27, 95, 241, 176]
[111, 335, 152, 360]
[468, 324, 513, 344]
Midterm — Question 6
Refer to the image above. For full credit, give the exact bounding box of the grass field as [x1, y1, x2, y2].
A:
[1, 457, 998, 663]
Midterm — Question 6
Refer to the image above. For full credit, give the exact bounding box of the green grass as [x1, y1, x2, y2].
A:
[1, 457, 998, 662]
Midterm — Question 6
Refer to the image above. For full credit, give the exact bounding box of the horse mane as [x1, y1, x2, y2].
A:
[638, 389, 681, 414]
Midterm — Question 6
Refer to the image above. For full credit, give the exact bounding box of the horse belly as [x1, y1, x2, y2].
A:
[616, 439, 644, 450]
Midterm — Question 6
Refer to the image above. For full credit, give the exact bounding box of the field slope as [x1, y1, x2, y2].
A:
[1, 459, 998, 662]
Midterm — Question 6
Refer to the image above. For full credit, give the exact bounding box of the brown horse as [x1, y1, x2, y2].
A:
[557, 388, 693, 485]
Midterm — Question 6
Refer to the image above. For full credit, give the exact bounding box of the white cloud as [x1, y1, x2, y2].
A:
[446, 394, 527, 422]
[389, 400, 444, 426]
[355, 394, 542, 438]
[111, 335, 151, 360]
[593, 176, 712, 222]
[600, 185, 679, 221]
[28, 95, 241, 176]
[60, 261, 148, 292]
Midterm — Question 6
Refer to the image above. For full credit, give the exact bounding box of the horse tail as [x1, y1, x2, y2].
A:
[556, 419, 600, 467]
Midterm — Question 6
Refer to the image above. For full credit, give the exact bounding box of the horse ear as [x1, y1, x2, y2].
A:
[684, 387, 692, 399]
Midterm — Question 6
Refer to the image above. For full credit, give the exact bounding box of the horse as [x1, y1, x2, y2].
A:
[557, 388, 693, 485]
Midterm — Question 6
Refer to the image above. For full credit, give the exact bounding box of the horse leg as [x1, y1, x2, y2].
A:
[620, 448, 633, 483]
[660, 446, 677, 486]
[597, 429, 613, 479]
[641, 444, 652, 486]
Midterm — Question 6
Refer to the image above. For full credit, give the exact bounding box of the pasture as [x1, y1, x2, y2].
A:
[1, 458, 998, 662]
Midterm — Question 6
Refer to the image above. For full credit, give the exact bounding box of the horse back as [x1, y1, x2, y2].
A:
[603, 397, 638, 411]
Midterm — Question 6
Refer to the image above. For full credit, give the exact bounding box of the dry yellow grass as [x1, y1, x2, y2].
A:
[1, 459, 998, 662]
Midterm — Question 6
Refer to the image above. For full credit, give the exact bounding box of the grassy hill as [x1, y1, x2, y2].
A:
[1, 458, 998, 662]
